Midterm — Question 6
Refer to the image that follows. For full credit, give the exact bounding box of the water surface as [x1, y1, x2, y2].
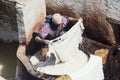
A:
[0, 41, 18, 78]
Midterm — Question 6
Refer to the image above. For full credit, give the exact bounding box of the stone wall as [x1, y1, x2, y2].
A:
[16, 0, 46, 44]
[0, 0, 18, 42]
[0, 0, 46, 44]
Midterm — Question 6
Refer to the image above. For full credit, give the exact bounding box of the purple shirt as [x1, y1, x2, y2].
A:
[38, 16, 69, 39]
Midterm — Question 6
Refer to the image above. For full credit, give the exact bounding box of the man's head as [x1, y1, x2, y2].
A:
[52, 13, 62, 25]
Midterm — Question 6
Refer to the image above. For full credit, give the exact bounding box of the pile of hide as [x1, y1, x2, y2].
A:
[30, 20, 104, 80]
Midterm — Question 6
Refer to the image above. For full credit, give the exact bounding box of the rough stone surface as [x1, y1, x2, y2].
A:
[23, 0, 46, 44]
[0, 0, 18, 42]
[0, 0, 46, 44]
[105, 0, 120, 24]
[83, 12, 116, 45]
[45, 0, 120, 45]
[16, 0, 46, 44]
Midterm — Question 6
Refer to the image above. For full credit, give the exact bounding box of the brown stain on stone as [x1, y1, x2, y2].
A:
[83, 11, 116, 45]
[94, 48, 109, 64]
[26, 12, 46, 45]
[46, 5, 77, 18]
[32, 12, 45, 32]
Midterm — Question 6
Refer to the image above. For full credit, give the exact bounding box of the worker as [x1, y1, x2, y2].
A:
[35, 13, 82, 61]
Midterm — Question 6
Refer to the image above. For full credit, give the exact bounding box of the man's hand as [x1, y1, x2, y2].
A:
[79, 17, 83, 22]
[44, 40, 50, 44]
[69, 17, 83, 22]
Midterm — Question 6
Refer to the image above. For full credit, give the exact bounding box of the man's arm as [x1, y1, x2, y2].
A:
[69, 17, 83, 22]
[69, 17, 79, 21]
[35, 36, 49, 44]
